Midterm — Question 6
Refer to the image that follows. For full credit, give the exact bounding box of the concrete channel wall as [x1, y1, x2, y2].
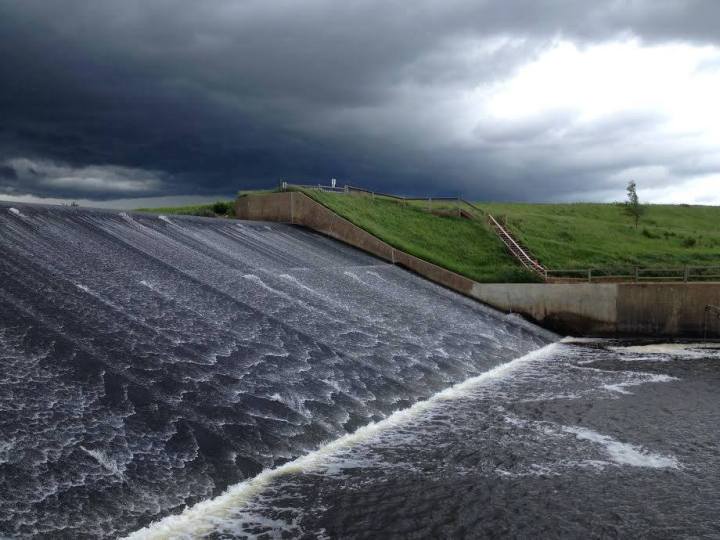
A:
[471, 282, 720, 337]
[236, 192, 720, 338]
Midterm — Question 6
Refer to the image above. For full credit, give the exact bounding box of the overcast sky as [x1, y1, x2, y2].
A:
[2, 0, 720, 207]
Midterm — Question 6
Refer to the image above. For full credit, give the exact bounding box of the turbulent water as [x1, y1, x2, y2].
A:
[132, 340, 720, 539]
[0, 203, 553, 538]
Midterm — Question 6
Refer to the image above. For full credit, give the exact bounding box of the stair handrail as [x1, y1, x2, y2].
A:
[459, 199, 485, 216]
[487, 214, 546, 277]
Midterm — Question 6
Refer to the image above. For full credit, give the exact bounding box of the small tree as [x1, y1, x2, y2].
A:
[624, 180, 645, 229]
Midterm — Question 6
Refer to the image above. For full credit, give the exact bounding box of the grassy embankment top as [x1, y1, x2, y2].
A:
[483, 202, 720, 269]
[134, 191, 270, 217]
[303, 190, 534, 283]
[135, 191, 533, 282]
[135, 200, 235, 217]
[137, 190, 720, 283]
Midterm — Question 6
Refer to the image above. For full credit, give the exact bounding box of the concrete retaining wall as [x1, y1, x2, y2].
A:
[471, 282, 720, 337]
[236, 192, 720, 338]
[470, 283, 618, 335]
[236, 192, 477, 294]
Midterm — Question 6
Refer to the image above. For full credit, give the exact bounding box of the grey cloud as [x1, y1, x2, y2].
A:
[449, 106, 720, 201]
[1, 0, 719, 201]
[0, 166, 18, 180]
[1, 158, 165, 199]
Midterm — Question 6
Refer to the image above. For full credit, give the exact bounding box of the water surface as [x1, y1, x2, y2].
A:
[0, 203, 551, 538]
[137, 340, 720, 539]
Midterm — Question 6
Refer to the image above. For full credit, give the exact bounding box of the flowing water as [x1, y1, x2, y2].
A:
[0, 203, 553, 538]
[130, 340, 720, 539]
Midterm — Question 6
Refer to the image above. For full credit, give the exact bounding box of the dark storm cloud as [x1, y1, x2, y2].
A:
[0, 166, 17, 180]
[1, 0, 719, 201]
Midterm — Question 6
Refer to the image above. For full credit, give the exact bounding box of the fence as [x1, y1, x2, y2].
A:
[345, 185, 406, 200]
[280, 182, 484, 218]
[347, 186, 484, 218]
[280, 181, 348, 193]
[277, 182, 719, 285]
[546, 265, 720, 283]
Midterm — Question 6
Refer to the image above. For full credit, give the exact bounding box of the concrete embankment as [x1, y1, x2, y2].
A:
[236, 192, 720, 338]
[471, 282, 720, 337]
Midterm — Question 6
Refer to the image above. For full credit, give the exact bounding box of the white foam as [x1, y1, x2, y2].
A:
[0, 440, 15, 465]
[80, 446, 125, 477]
[560, 337, 609, 344]
[602, 373, 677, 395]
[139, 280, 158, 291]
[243, 274, 343, 323]
[616, 355, 672, 363]
[365, 270, 389, 283]
[343, 271, 366, 285]
[563, 426, 680, 469]
[243, 274, 293, 301]
[8, 207, 24, 217]
[158, 215, 172, 224]
[123, 344, 559, 540]
[517, 392, 581, 402]
[278, 274, 345, 309]
[504, 413, 680, 472]
[609, 343, 720, 356]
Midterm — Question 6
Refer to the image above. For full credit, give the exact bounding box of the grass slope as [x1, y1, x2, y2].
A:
[138, 191, 720, 283]
[480, 203, 720, 269]
[306, 191, 536, 283]
[135, 200, 234, 217]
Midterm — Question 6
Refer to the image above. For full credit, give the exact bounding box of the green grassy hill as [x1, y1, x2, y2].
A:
[137, 190, 720, 283]
[307, 191, 534, 283]
[481, 203, 720, 269]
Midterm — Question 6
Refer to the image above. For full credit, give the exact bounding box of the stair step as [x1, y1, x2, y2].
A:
[487, 214, 546, 278]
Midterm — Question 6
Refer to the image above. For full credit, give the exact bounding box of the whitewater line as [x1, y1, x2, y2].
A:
[124, 343, 559, 540]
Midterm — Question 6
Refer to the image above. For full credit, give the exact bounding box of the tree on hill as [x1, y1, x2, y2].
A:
[624, 180, 645, 229]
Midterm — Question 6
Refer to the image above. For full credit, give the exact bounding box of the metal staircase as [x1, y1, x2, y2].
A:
[487, 214, 547, 279]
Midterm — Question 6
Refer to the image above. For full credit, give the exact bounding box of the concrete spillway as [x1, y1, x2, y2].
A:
[0, 203, 552, 537]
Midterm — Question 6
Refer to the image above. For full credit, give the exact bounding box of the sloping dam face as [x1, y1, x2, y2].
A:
[0, 203, 553, 538]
